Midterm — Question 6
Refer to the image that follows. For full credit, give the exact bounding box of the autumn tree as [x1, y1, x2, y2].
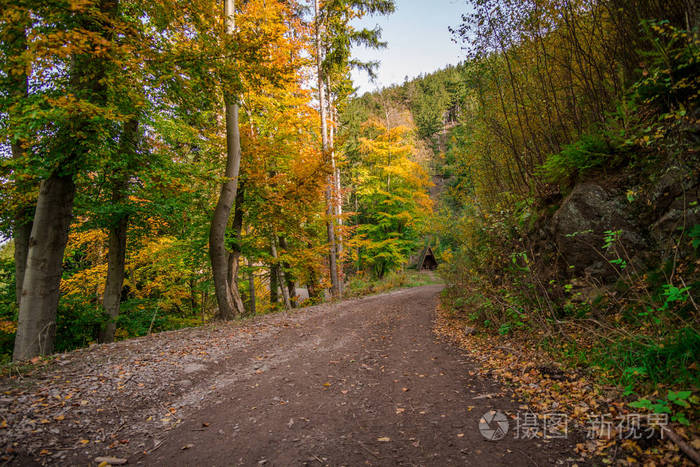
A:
[209, 0, 247, 320]
[312, 0, 394, 297]
[0, 1, 33, 309]
[348, 121, 432, 278]
[9, 0, 141, 360]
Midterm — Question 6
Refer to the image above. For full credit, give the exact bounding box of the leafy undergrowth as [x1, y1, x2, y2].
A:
[434, 305, 700, 466]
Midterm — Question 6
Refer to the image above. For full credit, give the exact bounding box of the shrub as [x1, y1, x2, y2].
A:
[538, 133, 614, 185]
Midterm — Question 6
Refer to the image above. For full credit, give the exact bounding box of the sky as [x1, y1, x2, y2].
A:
[349, 0, 469, 95]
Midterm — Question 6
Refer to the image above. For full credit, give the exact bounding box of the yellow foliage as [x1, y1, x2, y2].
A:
[0, 320, 17, 335]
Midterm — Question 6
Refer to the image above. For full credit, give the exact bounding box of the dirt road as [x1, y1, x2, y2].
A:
[2, 285, 580, 465]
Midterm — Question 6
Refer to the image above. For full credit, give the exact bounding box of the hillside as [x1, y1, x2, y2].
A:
[339, 3, 699, 463]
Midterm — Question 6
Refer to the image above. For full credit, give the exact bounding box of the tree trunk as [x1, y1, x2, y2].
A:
[210, 0, 243, 320]
[314, 0, 339, 298]
[99, 118, 139, 343]
[307, 268, 321, 301]
[226, 251, 245, 314]
[201, 289, 207, 324]
[98, 188, 128, 343]
[13, 175, 76, 360]
[269, 260, 279, 307]
[326, 81, 343, 297]
[271, 237, 291, 311]
[14, 221, 32, 307]
[226, 184, 246, 315]
[13, 0, 117, 361]
[247, 257, 256, 314]
[278, 236, 296, 307]
[306, 240, 321, 301]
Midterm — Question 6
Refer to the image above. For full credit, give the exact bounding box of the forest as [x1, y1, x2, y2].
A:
[0, 0, 699, 463]
[1, 0, 435, 361]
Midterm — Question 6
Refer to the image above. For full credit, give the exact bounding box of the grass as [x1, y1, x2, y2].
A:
[345, 269, 442, 298]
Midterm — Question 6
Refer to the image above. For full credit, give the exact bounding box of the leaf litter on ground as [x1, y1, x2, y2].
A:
[434, 304, 699, 466]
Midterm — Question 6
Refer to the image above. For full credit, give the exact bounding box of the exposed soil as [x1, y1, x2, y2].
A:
[1, 285, 584, 465]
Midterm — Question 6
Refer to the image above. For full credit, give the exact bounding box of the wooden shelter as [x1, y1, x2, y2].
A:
[413, 245, 438, 271]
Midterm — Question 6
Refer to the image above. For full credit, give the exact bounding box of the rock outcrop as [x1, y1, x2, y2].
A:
[550, 183, 646, 280]
[544, 164, 698, 285]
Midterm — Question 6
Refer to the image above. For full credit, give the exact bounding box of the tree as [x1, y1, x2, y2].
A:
[0, 2, 33, 308]
[313, 0, 340, 298]
[99, 118, 140, 343]
[312, 0, 395, 297]
[349, 121, 432, 278]
[209, 0, 246, 320]
[12, 0, 129, 360]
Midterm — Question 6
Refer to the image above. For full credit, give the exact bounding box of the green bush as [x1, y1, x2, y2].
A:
[114, 300, 200, 338]
[538, 133, 614, 185]
[605, 327, 700, 389]
[54, 298, 107, 353]
[0, 253, 17, 362]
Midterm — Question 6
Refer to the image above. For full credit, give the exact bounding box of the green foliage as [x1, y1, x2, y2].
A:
[53, 299, 107, 353]
[114, 300, 201, 339]
[429, 0, 700, 401]
[633, 20, 700, 112]
[629, 389, 697, 426]
[538, 134, 616, 185]
[606, 328, 699, 388]
[0, 246, 16, 362]
[690, 224, 700, 250]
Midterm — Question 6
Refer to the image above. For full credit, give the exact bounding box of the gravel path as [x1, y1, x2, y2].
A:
[1, 285, 580, 465]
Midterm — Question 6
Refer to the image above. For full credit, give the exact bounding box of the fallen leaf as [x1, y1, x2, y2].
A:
[94, 457, 128, 465]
